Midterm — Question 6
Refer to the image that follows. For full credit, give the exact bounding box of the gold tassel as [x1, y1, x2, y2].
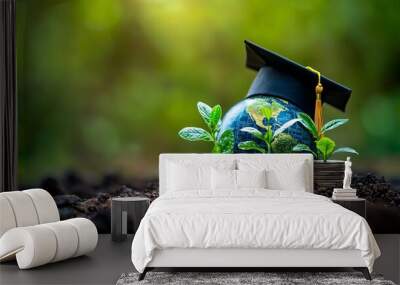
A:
[306, 66, 324, 136]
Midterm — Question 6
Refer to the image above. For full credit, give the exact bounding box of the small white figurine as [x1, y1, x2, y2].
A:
[343, 157, 353, 189]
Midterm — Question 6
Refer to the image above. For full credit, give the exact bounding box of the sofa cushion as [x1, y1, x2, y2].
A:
[0, 218, 98, 269]
[0, 196, 17, 237]
[0, 189, 60, 238]
[24, 189, 60, 224]
[0, 191, 39, 228]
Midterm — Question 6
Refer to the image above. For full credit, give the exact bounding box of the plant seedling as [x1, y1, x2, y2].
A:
[178, 102, 234, 153]
[293, 112, 358, 161]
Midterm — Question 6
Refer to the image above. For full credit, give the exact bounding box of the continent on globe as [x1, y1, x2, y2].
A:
[219, 96, 314, 153]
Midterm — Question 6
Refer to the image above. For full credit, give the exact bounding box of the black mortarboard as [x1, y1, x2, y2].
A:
[244, 40, 351, 117]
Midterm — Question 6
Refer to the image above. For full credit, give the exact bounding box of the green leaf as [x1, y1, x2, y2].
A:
[292, 143, 317, 158]
[212, 143, 221, 153]
[197, 102, 212, 125]
[316, 137, 336, 161]
[333, 147, 359, 155]
[218, 129, 234, 153]
[298, 112, 318, 139]
[240, 127, 264, 141]
[264, 127, 273, 144]
[321, 119, 349, 134]
[238, 141, 266, 153]
[209, 104, 222, 131]
[178, 127, 213, 141]
[273, 118, 301, 138]
[271, 133, 298, 153]
[260, 106, 273, 121]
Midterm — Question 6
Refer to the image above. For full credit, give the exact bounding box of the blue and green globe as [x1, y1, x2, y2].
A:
[218, 96, 313, 153]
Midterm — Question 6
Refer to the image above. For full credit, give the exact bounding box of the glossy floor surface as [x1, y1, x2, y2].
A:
[0, 234, 134, 285]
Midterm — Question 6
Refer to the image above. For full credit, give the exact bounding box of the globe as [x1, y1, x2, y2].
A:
[218, 96, 314, 153]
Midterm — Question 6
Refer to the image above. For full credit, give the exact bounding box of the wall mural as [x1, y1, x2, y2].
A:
[17, 0, 399, 233]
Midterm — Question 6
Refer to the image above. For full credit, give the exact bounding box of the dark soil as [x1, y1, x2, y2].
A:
[315, 172, 400, 233]
[21, 171, 400, 234]
[316, 173, 400, 206]
[22, 171, 158, 233]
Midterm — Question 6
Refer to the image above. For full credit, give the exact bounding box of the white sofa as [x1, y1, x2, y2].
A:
[0, 189, 98, 269]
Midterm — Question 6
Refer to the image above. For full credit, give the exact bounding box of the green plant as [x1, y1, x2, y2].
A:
[238, 100, 300, 153]
[293, 112, 358, 161]
[178, 102, 234, 153]
[271, 133, 298, 153]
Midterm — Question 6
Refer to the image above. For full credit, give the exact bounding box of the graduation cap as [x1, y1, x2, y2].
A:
[244, 40, 352, 132]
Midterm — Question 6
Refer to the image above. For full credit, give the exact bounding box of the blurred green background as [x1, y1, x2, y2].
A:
[17, 0, 400, 185]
